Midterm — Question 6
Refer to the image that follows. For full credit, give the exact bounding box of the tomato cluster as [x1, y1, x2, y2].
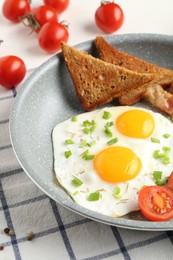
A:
[1, 0, 125, 89]
[1, 0, 70, 88]
[2, 0, 69, 54]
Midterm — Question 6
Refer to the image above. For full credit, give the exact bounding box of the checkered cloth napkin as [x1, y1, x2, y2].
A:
[0, 72, 173, 260]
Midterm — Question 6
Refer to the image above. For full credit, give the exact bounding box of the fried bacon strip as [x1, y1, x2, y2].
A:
[143, 84, 173, 120]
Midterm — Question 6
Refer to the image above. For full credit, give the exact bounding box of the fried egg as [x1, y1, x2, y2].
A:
[52, 106, 173, 217]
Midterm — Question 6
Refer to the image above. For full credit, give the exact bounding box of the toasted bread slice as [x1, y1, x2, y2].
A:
[95, 36, 173, 76]
[95, 36, 173, 105]
[61, 42, 157, 111]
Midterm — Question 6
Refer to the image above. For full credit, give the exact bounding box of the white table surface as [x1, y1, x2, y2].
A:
[1, 0, 173, 259]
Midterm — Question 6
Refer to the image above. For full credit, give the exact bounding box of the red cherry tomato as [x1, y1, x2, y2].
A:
[38, 21, 69, 53]
[2, 0, 31, 23]
[43, 0, 70, 14]
[95, 1, 124, 34]
[0, 56, 26, 89]
[138, 186, 173, 221]
[23, 5, 59, 32]
[167, 171, 173, 190]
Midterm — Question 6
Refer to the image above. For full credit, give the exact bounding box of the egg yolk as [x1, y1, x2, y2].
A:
[116, 109, 155, 138]
[94, 146, 141, 183]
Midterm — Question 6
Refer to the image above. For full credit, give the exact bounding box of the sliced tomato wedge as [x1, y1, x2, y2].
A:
[138, 186, 173, 221]
[167, 171, 173, 191]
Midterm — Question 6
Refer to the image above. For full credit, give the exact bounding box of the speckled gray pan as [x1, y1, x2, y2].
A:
[10, 34, 173, 231]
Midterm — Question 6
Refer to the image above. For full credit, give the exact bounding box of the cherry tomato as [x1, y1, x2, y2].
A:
[43, 0, 70, 14]
[2, 0, 31, 23]
[95, 1, 124, 34]
[167, 171, 173, 190]
[38, 21, 69, 53]
[0, 56, 26, 89]
[23, 5, 59, 32]
[138, 186, 173, 221]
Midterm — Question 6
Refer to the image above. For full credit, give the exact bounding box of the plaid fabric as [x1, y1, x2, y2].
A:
[0, 73, 173, 260]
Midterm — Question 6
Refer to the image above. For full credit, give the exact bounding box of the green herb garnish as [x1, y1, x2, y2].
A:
[105, 121, 114, 128]
[103, 111, 112, 119]
[113, 187, 122, 199]
[153, 150, 161, 159]
[71, 116, 78, 122]
[64, 150, 72, 158]
[65, 139, 74, 145]
[162, 146, 171, 153]
[81, 149, 95, 160]
[84, 155, 95, 160]
[83, 120, 96, 134]
[153, 171, 168, 186]
[88, 191, 100, 201]
[163, 133, 170, 138]
[73, 191, 79, 196]
[81, 140, 87, 146]
[153, 146, 171, 164]
[107, 137, 118, 146]
[72, 176, 83, 186]
[163, 156, 170, 164]
[153, 171, 162, 180]
[81, 139, 96, 147]
[104, 119, 114, 137]
[90, 124, 97, 133]
[83, 128, 90, 134]
[151, 137, 160, 143]
[88, 140, 96, 147]
[104, 127, 113, 137]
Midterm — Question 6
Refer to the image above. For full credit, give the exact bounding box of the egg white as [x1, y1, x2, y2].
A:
[52, 106, 173, 217]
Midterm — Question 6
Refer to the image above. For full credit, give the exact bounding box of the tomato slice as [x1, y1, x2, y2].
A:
[138, 186, 173, 221]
